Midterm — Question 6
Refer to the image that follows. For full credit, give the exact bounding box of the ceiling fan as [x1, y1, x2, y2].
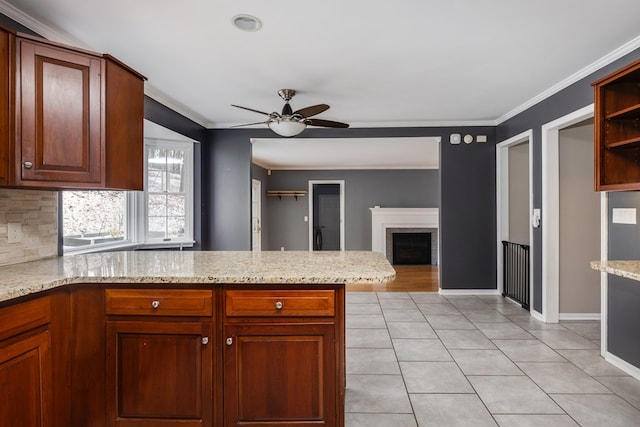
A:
[231, 89, 349, 137]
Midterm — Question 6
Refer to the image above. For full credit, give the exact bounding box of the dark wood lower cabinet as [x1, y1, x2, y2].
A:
[0, 330, 53, 426]
[0, 285, 345, 427]
[106, 321, 213, 427]
[223, 323, 337, 426]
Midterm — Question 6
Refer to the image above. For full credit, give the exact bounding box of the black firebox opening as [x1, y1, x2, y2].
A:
[392, 232, 431, 265]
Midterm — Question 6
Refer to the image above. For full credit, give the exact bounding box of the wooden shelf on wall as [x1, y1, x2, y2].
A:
[267, 190, 307, 200]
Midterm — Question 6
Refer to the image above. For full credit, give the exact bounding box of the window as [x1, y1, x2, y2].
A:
[62, 122, 195, 254]
[62, 191, 130, 250]
[145, 140, 193, 243]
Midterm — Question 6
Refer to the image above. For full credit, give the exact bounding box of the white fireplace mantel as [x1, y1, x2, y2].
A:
[370, 208, 439, 256]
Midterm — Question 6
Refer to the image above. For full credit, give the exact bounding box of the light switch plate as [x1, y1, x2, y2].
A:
[612, 208, 636, 224]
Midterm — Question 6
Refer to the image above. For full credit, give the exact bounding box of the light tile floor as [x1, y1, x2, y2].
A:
[345, 292, 640, 427]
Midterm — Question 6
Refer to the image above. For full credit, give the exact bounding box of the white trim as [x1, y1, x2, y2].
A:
[530, 310, 544, 322]
[541, 104, 595, 323]
[559, 313, 601, 321]
[495, 130, 534, 300]
[605, 352, 640, 381]
[496, 34, 640, 125]
[251, 179, 262, 252]
[438, 289, 501, 296]
[144, 85, 209, 128]
[369, 208, 439, 257]
[600, 191, 609, 357]
[0, 0, 85, 46]
[308, 180, 345, 251]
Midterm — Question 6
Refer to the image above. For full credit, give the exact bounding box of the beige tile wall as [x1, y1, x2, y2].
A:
[0, 189, 58, 266]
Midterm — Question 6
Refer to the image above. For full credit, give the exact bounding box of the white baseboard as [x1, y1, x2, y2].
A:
[438, 289, 500, 296]
[531, 309, 544, 321]
[559, 313, 602, 321]
[605, 352, 640, 380]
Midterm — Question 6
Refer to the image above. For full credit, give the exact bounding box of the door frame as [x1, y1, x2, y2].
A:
[251, 179, 262, 251]
[496, 130, 534, 306]
[540, 103, 606, 323]
[308, 180, 345, 251]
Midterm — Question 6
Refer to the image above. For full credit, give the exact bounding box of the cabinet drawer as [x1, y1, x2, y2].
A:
[0, 296, 51, 341]
[105, 289, 213, 316]
[225, 290, 335, 317]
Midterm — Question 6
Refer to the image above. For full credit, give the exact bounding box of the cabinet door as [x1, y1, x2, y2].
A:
[0, 330, 53, 427]
[17, 38, 103, 185]
[224, 323, 337, 427]
[106, 321, 213, 427]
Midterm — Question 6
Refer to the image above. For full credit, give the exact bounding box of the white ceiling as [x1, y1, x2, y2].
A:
[252, 137, 440, 170]
[2, 0, 640, 168]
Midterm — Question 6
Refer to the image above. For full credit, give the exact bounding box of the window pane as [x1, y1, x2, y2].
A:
[63, 191, 126, 249]
[167, 217, 185, 238]
[166, 194, 185, 216]
[147, 194, 167, 217]
[147, 147, 167, 192]
[167, 149, 185, 192]
[148, 216, 166, 239]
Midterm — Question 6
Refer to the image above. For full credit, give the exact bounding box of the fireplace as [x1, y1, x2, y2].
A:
[370, 208, 439, 265]
[393, 232, 431, 265]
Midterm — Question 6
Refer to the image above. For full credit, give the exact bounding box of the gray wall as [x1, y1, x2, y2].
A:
[608, 192, 640, 367]
[558, 122, 599, 314]
[263, 169, 439, 251]
[206, 126, 496, 291]
[497, 48, 640, 313]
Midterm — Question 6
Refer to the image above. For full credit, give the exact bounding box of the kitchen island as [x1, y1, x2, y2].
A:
[0, 251, 394, 427]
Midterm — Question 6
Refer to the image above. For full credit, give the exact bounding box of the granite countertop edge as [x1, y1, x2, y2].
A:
[0, 251, 396, 304]
[590, 260, 640, 282]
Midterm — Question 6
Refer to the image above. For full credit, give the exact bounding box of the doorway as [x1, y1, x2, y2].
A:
[308, 180, 345, 251]
[496, 130, 534, 306]
[541, 104, 605, 323]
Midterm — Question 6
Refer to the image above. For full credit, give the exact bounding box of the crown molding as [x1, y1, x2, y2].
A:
[0, 1, 211, 128]
[213, 119, 496, 129]
[0, 0, 85, 46]
[497, 34, 640, 125]
[144, 84, 209, 127]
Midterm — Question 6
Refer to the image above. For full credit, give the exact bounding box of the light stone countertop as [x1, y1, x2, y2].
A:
[590, 260, 640, 282]
[0, 250, 396, 303]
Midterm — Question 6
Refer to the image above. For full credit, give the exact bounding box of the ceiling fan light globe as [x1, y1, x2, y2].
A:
[268, 119, 307, 137]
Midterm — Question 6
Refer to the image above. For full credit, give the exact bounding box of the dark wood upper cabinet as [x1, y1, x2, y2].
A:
[0, 26, 146, 190]
[593, 58, 640, 191]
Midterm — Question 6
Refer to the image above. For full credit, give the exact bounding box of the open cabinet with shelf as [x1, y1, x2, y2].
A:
[594, 57, 640, 190]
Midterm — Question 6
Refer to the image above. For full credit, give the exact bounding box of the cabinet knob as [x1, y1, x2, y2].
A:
[23, 161, 33, 169]
[201, 336, 209, 345]
[226, 337, 233, 346]
[275, 301, 284, 310]
[151, 300, 160, 309]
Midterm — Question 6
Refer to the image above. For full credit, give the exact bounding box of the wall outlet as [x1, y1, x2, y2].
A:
[8, 223, 22, 244]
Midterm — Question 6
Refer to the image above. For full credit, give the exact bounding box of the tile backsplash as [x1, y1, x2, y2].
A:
[0, 189, 58, 266]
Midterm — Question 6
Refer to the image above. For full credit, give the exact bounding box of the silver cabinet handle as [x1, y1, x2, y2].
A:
[226, 337, 233, 346]
[275, 301, 283, 310]
[23, 161, 33, 169]
[151, 300, 160, 309]
[201, 336, 209, 345]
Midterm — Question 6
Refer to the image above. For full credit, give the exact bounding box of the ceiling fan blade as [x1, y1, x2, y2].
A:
[294, 104, 330, 118]
[230, 120, 270, 128]
[231, 104, 272, 116]
[306, 118, 350, 128]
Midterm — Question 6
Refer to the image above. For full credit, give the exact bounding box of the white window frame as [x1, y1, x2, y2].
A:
[141, 138, 194, 248]
[63, 136, 195, 254]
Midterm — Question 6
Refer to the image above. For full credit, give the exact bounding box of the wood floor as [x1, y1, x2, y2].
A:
[346, 265, 439, 292]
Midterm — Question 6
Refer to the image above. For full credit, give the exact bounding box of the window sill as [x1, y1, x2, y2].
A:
[64, 240, 195, 255]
